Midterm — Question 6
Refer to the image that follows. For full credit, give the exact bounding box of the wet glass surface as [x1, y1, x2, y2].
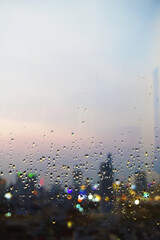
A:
[0, 0, 160, 239]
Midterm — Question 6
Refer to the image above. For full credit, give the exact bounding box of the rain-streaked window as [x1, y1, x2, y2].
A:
[0, 1, 160, 239]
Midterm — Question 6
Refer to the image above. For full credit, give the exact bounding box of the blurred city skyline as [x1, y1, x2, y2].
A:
[0, 0, 160, 184]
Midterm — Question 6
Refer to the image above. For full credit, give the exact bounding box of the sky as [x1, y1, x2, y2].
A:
[0, 0, 160, 185]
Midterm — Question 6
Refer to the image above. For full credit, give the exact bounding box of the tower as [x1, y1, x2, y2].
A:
[72, 167, 82, 195]
[99, 153, 113, 212]
[135, 171, 147, 194]
[153, 68, 160, 174]
[99, 153, 113, 198]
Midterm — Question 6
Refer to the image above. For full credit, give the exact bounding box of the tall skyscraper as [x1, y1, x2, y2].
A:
[135, 170, 147, 194]
[153, 68, 160, 174]
[72, 167, 83, 196]
[99, 153, 113, 212]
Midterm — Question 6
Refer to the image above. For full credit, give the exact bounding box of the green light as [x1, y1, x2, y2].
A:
[143, 192, 150, 199]
[76, 204, 80, 209]
[5, 212, 11, 217]
[28, 173, 36, 178]
[18, 172, 23, 177]
[79, 207, 83, 212]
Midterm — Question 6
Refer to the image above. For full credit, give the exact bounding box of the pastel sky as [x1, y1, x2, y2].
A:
[0, 0, 160, 184]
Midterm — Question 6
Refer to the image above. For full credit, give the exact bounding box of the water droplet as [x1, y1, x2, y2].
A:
[52, 219, 56, 224]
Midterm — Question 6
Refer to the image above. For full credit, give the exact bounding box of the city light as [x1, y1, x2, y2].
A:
[67, 221, 73, 228]
[78, 194, 85, 201]
[105, 196, 109, 202]
[154, 196, 160, 201]
[115, 180, 121, 185]
[39, 178, 44, 186]
[121, 195, 127, 201]
[28, 173, 36, 178]
[80, 185, 86, 190]
[18, 172, 23, 177]
[143, 192, 150, 199]
[5, 212, 12, 217]
[131, 185, 136, 190]
[92, 184, 98, 190]
[135, 199, 140, 205]
[113, 182, 120, 191]
[67, 195, 72, 200]
[130, 190, 136, 197]
[67, 188, 73, 194]
[76, 204, 81, 209]
[93, 194, 101, 202]
[79, 207, 84, 212]
[88, 193, 93, 201]
[4, 193, 12, 200]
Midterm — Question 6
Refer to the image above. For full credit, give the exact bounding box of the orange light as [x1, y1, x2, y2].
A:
[78, 198, 82, 203]
[121, 195, 126, 201]
[67, 195, 72, 200]
[80, 185, 86, 190]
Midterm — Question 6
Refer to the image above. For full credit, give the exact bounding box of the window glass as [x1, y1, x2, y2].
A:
[0, 1, 160, 239]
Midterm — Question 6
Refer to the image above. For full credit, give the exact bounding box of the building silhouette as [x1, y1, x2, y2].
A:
[99, 153, 113, 212]
[153, 68, 160, 174]
[72, 167, 83, 196]
[135, 170, 147, 194]
[0, 177, 6, 200]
